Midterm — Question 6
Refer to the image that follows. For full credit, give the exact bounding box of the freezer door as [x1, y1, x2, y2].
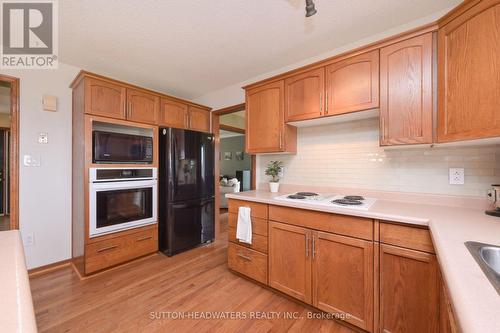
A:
[160, 198, 214, 256]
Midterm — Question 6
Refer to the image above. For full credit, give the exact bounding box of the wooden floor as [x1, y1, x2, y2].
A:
[30, 223, 357, 332]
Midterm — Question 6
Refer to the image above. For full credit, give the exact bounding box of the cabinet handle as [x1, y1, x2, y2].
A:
[185, 114, 189, 128]
[123, 100, 127, 117]
[136, 235, 153, 242]
[279, 134, 283, 149]
[97, 245, 118, 253]
[319, 92, 323, 114]
[305, 235, 310, 257]
[237, 253, 252, 261]
[128, 101, 133, 118]
[312, 236, 316, 259]
[325, 92, 329, 114]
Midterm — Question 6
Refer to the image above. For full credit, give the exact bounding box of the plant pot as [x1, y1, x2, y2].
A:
[269, 182, 280, 193]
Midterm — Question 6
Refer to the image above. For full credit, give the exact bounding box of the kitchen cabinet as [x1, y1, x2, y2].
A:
[269, 221, 312, 303]
[312, 231, 374, 331]
[188, 105, 211, 132]
[159, 98, 211, 132]
[325, 50, 379, 116]
[285, 68, 325, 121]
[126, 88, 159, 125]
[159, 98, 189, 129]
[380, 33, 433, 146]
[246, 81, 296, 153]
[379, 244, 440, 333]
[437, 0, 500, 142]
[84, 78, 127, 119]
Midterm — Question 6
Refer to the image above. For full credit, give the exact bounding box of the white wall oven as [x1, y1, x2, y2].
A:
[89, 168, 157, 237]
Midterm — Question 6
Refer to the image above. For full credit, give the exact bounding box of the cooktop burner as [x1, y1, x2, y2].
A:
[296, 192, 319, 197]
[332, 199, 364, 206]
[287, 194, 307, 199]
[343, 195, 365, 201]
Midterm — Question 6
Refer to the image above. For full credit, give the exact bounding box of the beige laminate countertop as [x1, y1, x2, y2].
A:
[226, 191, 500, 333]
[0, 230, 37, 333]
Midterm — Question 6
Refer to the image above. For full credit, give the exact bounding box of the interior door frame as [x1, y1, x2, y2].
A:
[212, 103, 256, 239]
[0, 74, 19, 230]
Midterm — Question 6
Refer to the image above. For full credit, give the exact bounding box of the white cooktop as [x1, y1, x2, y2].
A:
[274, 192, 377, 211]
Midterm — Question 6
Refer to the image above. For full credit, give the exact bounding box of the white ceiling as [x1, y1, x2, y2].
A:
[60, 0, 460, 100]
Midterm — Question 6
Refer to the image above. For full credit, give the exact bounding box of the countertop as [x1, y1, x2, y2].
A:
[226, 190, 500, 333]
[0, 230, 37, 333]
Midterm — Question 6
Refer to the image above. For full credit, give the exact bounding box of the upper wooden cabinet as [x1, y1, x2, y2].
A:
[380, 33, 434, 146]
[188, 105, 211, 132]
[326, 50, 379, 116]
[73, 72, 211, 130]
[285, 68, 325, 121]
[158, 99, 211, 132]
[126, 89, 159, 125]
[159, 98, 188, 129]
[380, 244, 440, 333]
[84, 78, 127, 120]
[246, 81, 297, 153]
[437, 0, 500, 142]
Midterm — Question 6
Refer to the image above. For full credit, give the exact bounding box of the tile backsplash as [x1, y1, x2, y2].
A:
[257, 118, 500, 197]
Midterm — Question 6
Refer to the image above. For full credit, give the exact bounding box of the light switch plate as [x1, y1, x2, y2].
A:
[23, 154, 41, 167]
[449, 168, 465, 185]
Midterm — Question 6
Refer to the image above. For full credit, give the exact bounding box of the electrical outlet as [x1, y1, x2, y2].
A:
[38, 132, 48, 144]
[23, 233, 35, 246]
[23, 154, 41, 167]
[449, 168, 465, 185]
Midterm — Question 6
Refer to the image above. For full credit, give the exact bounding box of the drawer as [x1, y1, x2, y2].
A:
[228, 199, 268, 220]
[228, 243, 268, 285]
[228, 226, 268, 253]
[380, 222, 434, 253]
[269, 205, 373, 240]
[228, 213, 268, 236]
[85, 226, 158, 274]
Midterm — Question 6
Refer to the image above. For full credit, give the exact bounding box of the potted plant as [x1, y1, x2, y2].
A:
[265, 160, 284, 193]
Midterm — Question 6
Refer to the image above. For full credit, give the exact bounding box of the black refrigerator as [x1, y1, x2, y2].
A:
[158, 128, 215, 256]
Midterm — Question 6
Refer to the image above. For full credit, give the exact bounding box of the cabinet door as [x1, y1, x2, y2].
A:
[285, 68, 325, 121]
[126, 89, 159, 124]
[269, 221, 312, 303]
[84, 78, 126, 119]
[246, 81, 292, 153]
[437, 0, 500, 142]
[326, 50, 379, 115]
[188, 106, 211, 132]
[159, 98, 188, 129]
[380, 33, 433, 146]
[380, 244, 439, 333]
[312, 232, 374, 331]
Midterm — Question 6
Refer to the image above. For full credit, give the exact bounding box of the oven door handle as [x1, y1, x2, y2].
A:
[91, 180, 157, 190]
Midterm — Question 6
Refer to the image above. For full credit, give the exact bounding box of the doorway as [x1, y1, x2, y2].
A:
[0, 75, 19, 231]
[212, 103, 255, 237]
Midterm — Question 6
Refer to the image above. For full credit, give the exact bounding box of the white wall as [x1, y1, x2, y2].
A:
[1, 63, 80, 269]
[257, 119, 500, 197]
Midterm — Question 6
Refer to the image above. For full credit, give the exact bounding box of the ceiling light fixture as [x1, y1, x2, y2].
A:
[305, 0, 317, 17]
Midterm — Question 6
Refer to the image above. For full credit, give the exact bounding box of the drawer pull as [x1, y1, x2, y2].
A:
[137, 235, 153, 242]
[97, 245, 118, 253]
[237, 253, 252, 261]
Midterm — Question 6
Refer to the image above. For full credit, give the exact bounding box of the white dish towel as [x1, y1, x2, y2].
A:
[236, 206, 252, 244]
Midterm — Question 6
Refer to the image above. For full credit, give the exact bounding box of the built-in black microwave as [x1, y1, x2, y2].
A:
[93, 131, 153, 164]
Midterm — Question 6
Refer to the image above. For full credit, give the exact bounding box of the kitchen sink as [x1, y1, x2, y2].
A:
[465, 241, 500, 295]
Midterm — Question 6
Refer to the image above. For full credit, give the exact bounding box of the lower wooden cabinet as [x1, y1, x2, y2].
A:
[379, 244, 440, 333]
[228, 243, 268, 284]
[85, 225, 158, 274]
[269, 221, 312, 303]
[269, 221, 374, 331]
[313, 232, 374, 331]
